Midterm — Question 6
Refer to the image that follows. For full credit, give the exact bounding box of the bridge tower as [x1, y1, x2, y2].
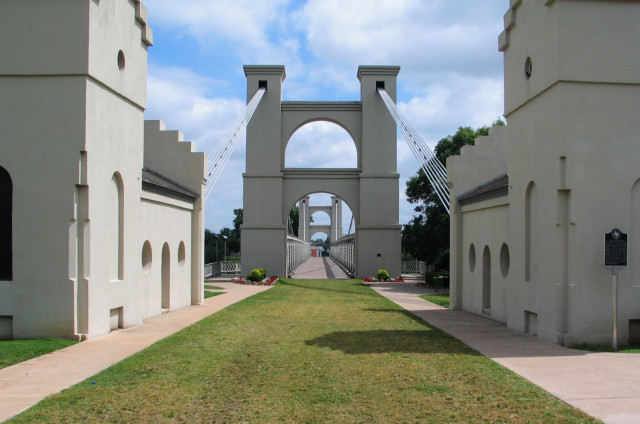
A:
[242, 66, 401, 278]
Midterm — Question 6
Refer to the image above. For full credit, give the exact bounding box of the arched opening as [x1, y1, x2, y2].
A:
[482, 246, 491, 312]
[500, 243, 510, 278]
[289, 192, 355, 242]
[161, 242, 170, 309]
[525, 181, 536, 282]
[142, 241, 152, 276]
[468, 243, 476, 272]
[285, 121, 358, 168]
[112, 172, 124, 280]
[0, 166, 12, 281]
[178, 241, 186, 267]
[309, 232, 329, 257]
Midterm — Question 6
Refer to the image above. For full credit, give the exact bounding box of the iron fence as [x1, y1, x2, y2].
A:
[401, 260, 427, 274]
[287, 235, 311, 275]
[330, 234, 356, 276]
[204, 261, 242, 278]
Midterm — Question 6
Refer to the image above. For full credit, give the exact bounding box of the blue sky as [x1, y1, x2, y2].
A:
[143, 0, 507, 233]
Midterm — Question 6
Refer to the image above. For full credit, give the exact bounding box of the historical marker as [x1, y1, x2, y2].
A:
[605, 228, 627, 268]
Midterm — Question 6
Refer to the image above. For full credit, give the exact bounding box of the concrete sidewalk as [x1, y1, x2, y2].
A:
[291, 256, 350, 279]
[0, 282, 271, 422]
[371, 282, 640, 424]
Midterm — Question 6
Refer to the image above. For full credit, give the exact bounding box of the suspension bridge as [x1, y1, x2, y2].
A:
[205, 66, 442, 279]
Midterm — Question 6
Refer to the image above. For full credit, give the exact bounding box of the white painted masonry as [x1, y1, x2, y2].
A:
[0, 0, 205, 340]
[449, 0, 640, 346]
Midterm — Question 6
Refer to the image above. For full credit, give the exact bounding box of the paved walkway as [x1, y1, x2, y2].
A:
[291, 256, 350, 279]
[0, 282, 271, 423]
[371, 282, 640, 424]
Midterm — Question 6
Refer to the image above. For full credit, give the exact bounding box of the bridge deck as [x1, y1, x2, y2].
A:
[291, 256, 350, 279]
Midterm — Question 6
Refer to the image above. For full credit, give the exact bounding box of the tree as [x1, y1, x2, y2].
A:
[288, 206, 300, 236]
[402, 119, 505, 269]
[204, 208, 243, 263]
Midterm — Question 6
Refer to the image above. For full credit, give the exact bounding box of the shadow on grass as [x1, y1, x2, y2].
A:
[305, 329, 479, 355]
[363, 308, 434, 326]
[278, 279, 378, 297]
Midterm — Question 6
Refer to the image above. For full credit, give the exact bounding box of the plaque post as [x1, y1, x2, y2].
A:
[604, 228, 627, 350]
[612, 268, 619, 350]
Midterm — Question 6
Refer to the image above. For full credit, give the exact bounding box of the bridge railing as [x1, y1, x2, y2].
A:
[287, 235, 311, 275]
[401, 260, 427, 275]
[204, 261, 242, 278]
[330, 234, 356, 276]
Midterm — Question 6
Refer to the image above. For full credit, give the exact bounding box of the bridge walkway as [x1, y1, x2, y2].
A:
[290, 256, 350, 279]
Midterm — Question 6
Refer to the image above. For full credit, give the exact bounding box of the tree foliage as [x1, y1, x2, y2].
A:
[402, 119, 505, 269]
[204, 208, 243, 263]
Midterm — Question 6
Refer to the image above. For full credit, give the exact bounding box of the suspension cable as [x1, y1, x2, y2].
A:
[377, 87, 450, 214]
[205, 87, 267, 201]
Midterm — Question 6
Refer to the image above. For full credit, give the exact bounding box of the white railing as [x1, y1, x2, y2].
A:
[204, 261, 242, 278]
[330, 234, 356, 276]
[287, 235, 311, 275]
[401, 260, 427, 274]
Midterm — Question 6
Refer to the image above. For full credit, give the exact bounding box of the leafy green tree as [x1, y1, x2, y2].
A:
[204, 208, 244, 263]
[402, 119, 505, 269]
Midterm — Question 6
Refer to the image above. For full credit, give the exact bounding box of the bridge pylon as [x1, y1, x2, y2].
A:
[241, 65, 401, 278]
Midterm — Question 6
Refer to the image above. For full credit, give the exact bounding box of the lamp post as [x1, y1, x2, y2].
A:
[222, 235, 227, 262]
[215, 235, 219, 262]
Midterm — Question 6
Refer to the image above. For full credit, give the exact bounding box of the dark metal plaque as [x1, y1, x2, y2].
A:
[605, 228, 627, 267]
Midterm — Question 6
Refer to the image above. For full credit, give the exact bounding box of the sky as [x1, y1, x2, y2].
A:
[143, 0, 507, 233]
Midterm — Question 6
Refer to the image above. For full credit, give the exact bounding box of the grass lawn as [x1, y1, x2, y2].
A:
[204, 291, 225, 299]
[12, 280, 598, 423]
[204, 285, 224, 290]
[420, 293, 450, 308]
[574, 344, 640, 354]
[0, 338, 77, 370]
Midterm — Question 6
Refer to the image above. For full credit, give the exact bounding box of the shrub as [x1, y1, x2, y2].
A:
[376, 269, 390, 281]
[425, 271, 450, 289]
[247, 268, 266, 282]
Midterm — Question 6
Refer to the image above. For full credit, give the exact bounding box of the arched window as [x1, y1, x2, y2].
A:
[285, 121, 357, 168]
[161, 243, 170, 309]
[112, 173, 124, 280]
[525, 182, 536, 282]
[482, 246, 491, 312]
[0, 167, 12, 281]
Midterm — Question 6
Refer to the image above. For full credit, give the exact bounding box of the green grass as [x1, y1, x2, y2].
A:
[12, 280, 599, 423]
[204, 291, 225, 299]
[420, 293, 450, 308]
[0, 338, 77, 370]
[574, 344, 640, 354]
[204, 285, 224, 290]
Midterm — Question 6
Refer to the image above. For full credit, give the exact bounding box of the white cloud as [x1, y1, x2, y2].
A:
[142, 0, 508, 230]
[145, 64, 247, 231]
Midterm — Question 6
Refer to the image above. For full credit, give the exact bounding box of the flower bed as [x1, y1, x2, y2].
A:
[362, 277, 404, 283]
[233, 276, 279, 286]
